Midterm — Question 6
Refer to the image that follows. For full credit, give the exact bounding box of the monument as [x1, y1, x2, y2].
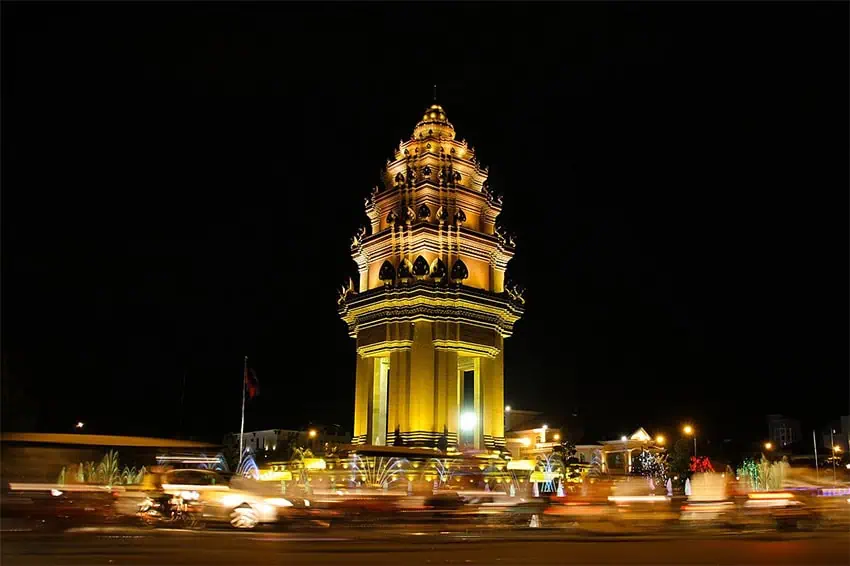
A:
[338, 102, 524, 450]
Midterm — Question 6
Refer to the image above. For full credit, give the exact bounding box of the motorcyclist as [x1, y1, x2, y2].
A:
[140, 468, 173, 520]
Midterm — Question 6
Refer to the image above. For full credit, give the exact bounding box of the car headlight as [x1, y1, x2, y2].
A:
[266, 498, 293, 508]
[304, 499, 310, 507]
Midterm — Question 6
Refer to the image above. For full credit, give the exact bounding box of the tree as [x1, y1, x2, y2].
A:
[280, 431, 300, 461]
[554, 440, 582, 483]
[632, 449, 668, 482]
[290, 447, 314, 462]
[120, 465, 146, 485]
[290, 447, 315, 488]
[97, 451, 121, 487]
[689, 456, 715, 474]
[669, 438, 692, 479]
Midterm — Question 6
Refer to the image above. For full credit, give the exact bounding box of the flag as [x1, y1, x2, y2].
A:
[244, 368, 259, 400]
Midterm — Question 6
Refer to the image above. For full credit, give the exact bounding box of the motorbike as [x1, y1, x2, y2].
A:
[138, 491, 205, 529]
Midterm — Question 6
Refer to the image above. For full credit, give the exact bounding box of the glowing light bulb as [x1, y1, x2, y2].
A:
[460, 412, 476, 432]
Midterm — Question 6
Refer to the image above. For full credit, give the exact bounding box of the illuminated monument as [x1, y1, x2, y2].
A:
[338, 103, 524, 450]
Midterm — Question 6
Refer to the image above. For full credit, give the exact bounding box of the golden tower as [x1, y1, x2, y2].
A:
[338, 103, 524, 450]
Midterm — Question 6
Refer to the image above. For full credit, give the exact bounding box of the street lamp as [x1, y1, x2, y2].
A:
[831, 429, 837, 483]
[504, 406, 511, 412]
[308, 429, 317, 439]
[683, 425, 696, 457]
[75, 422, 84, 430]
[656, 435, 665, 446]
[764, 442, 773, 451]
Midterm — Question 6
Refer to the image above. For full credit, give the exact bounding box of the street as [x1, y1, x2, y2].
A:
[3, 529, 849, 565]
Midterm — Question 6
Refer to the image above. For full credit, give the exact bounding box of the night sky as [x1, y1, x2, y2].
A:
[3, 3, 847, 446]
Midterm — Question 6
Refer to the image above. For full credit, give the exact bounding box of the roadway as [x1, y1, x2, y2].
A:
[2, 528, 849, 565]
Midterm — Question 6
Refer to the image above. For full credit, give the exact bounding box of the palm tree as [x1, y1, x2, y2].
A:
[290, 446, 314, 462]
[97, 450, 121, 486]
[120, 466, 141, 485]
[290, 447, 315, 488]
[83, 461, 98, 483]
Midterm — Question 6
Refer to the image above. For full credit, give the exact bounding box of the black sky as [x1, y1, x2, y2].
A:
[2, 2, 848, 445]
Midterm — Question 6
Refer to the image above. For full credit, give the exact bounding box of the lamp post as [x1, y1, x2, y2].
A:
[683, 425, 696, 458]
[831, 429, 837, 484]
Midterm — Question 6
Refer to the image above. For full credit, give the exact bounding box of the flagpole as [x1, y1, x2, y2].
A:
[812, 430, 819, 481]
[239, 355, 247, 463]
[179, 371, 187, 439]
[830, 428, 836, 484]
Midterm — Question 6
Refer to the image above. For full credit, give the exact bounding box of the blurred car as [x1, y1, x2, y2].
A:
[2, 485, 120, 531]
[159, 469, 298, 529]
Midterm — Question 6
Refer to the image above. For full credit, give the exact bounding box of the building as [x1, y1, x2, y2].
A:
[767, 414, 802, 448]
[597, 428, 664, 474]
[505, 420, 663, 475]
[223, 427, 351, 461]
[338, 102, 525, 450]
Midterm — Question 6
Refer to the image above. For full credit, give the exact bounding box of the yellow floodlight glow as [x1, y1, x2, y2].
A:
[764, 442, 773, 450]
[308, 429, 317, 439]
[506, 459, 535, 471]
[530, 471, 558, 482]
[608, 495, 668, 503]
[303, 458, 326, 470]
[747, 492, 793, 500]
[553, 433, 561, 441]
[656, 435, 665, 445]
[683, 425, 694, 435]
[259, 470, 293, 482]
[461, 412, 476, 432]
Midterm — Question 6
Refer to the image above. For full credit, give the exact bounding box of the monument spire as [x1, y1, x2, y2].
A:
[338, 100, 524, 452]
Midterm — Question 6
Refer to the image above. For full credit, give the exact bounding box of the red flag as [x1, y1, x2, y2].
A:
[244, 368, 259, 400]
